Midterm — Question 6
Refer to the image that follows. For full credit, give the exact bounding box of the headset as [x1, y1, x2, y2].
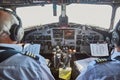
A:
[111, 20, 120, 46]
[0, 8, 24, 41]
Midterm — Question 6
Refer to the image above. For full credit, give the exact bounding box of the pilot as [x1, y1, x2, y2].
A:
[76, 20, 120, 80]
[0, 9, 55, 80]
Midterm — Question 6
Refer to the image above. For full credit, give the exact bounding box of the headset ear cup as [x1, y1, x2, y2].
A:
[9, 24, 24, 41]
[9, 24, 18, 41]
[112, 31, 119, 46]
[17, 27, 24, 41]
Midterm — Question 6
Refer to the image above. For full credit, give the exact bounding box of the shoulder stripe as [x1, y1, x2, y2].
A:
[23, 51, 39, 60]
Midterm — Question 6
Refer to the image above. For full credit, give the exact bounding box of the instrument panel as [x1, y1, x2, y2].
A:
[23, 23, 109, 54]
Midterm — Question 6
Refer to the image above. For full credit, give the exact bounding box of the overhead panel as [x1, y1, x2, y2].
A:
[0, 0, 119, 7]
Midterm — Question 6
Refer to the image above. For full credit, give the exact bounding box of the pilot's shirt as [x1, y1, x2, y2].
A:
[0, 44, 55, 80]
[76, 50, 120, 80]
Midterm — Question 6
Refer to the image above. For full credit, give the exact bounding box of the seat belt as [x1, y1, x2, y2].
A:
[0, 50, 20, 63]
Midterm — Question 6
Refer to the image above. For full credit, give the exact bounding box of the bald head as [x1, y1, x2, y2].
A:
[0, 10, 19, 35]
[0, 9, 24, 43]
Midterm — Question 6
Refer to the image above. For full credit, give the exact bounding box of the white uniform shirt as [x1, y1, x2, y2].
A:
[76, 50, 120, 80]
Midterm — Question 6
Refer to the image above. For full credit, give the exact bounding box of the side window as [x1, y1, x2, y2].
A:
[114, 7, 120, 28]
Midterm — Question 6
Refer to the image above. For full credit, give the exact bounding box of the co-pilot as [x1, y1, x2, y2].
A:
[76, 20, 120, 80]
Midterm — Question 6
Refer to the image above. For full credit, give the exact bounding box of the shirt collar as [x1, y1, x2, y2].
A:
[0, 44, 23, 52]
[111, 51, 120, 60]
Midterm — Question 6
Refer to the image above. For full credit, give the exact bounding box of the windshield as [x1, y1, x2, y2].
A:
[16, 4, 112, 29]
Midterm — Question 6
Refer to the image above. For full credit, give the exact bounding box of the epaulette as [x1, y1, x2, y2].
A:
[23, 51, 39, 60]
[95, 58, 112, 64]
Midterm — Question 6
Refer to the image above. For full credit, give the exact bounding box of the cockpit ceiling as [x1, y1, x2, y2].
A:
[0, 0, 120, 8]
